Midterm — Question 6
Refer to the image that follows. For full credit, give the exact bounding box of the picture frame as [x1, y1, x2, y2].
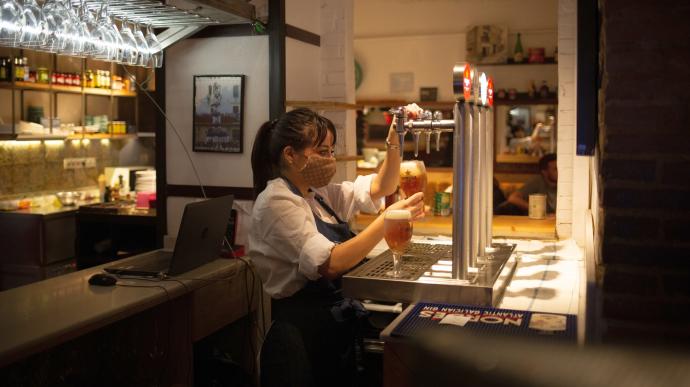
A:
[193, 75, 245, 153]
[465, 25, 508, 64]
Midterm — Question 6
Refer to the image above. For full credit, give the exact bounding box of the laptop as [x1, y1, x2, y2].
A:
[105, 195, 234, 277]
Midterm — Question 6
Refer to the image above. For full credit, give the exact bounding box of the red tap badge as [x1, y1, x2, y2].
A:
[487, 77, 494, 107]
[463, 63, 472, 102]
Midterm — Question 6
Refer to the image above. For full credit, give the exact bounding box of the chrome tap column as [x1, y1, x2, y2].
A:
[341, 65, 517, 306]
[485, 77, 496, 253]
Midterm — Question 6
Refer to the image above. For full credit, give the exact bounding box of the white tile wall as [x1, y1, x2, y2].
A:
[557, 0, 579, 240]
[321, 0, 356, 183]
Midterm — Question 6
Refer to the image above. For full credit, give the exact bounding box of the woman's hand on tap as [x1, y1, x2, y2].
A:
[387, 103, 424, 145]
[405, 103, 424, 120]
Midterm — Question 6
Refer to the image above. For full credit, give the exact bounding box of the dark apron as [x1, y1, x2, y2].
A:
[270, 178, 367, 387]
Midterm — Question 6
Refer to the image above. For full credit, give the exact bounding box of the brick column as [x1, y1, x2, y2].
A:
[599, 0, 690, 345]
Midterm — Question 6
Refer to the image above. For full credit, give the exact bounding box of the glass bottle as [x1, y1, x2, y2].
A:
[513, 33, 524, 63]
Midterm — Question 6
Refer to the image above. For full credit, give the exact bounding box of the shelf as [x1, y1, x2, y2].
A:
[111, 89, 137, 98]
[479, 57, 557, 66]
[286, 100, 361, 110]
[335, 154, 362, 162]
[14, 81, 52, 91]
[494, 93, 557, 105]
[496, 154, 540, 164]
[52, 84, 83, 94]
[83, 87, 111, 96]
[67, 133, 136, 140]
[1, 81, 137, 97]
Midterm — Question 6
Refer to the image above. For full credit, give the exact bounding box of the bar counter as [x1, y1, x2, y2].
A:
[354, 213, 557, 239]
[0, 253, 258, 384]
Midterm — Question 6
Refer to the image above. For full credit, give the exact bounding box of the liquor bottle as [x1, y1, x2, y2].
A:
[15, 57, 24, 81]
[22, 57, 29, 81]
[513, 33, 524, 63]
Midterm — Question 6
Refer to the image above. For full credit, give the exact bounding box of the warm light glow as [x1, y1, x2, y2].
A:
[101, 139, 110, 146]
[71, 139, 81, 147]
[44, 140, 64, 147]
[463, 63, 472, 101]
[479, 72, 488, 107]
[81, 139, 91, 146]
[2, 140, 41, 148]
[487, 77, 494, 107]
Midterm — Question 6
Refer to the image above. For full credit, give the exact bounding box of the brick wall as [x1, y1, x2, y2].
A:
[599, 0, 690, 345]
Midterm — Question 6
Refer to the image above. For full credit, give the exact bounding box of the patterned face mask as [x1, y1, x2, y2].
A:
[300, 154, 337, 188]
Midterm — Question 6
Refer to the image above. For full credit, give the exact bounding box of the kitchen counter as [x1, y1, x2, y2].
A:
[354, 213, 557, 239]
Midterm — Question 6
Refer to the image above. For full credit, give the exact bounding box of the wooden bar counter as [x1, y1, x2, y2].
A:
[353, 213, 557, 239]
[0, 253, 259, 385]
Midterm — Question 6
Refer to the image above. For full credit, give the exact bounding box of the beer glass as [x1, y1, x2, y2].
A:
[384, 209, 413, 278]
[399, 160, 427, 198]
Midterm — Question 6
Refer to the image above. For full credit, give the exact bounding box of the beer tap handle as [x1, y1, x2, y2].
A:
[389, 107, 407, 158]
[435, 131, 441, 151]
[425, 131, 432, 154]
[413, 131, 420, 158]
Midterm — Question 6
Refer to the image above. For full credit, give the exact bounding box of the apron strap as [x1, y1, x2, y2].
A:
[313, 193, 347, 225]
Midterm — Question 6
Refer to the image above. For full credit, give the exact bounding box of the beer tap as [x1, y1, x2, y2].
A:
[433, 110, 444, 152]
[389, 107, 407, 158]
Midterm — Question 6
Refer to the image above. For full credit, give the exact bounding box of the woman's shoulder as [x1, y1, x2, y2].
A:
[254, 178, 305, 213]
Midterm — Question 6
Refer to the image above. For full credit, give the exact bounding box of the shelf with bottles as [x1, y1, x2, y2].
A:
[0, 80, 137, 97]
[0, 48, 152, 138]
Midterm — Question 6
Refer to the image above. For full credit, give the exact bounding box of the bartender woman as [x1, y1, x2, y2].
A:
[249, 107, 423, 386]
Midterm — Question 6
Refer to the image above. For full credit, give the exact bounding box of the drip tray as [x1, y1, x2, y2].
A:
[343, 242, 517, 307]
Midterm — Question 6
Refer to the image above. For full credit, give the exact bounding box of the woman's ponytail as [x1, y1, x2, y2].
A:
[251, 119, 278, 198]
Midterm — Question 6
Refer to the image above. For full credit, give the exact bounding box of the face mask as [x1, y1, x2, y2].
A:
[300, 155, 336, 188]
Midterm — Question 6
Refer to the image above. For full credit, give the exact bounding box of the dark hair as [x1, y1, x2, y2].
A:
[539, 153, 557, 171]
[251, 108, 336, 198]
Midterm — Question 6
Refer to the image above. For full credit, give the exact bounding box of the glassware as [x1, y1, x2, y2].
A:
[61, 0, 86, 56]
[399, 160, 427, 198]
[42, 0, 71, 53]
[0, 0, 23, 47]
[384, 209, 413, 278]
[118, 18, 138, 66]
[18, 0, 46, 48]
[93, 2, 116, 60]
[132, 22, 150, 67]
[77, 0, 98, 56]
[145, 24, 162, 68]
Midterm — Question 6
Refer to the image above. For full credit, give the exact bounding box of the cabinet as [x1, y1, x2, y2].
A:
[483, 59, 558, 168]
[0, 48, 155, 140]
[0, 209, 77, 290]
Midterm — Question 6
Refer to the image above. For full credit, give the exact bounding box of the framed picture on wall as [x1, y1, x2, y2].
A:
[465, 25, 508, 64]
[193, 75, 245, 153]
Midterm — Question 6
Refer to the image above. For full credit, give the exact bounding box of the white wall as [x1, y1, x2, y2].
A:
[165, 36, 269, 235]
[355, 0, 558, 39]
[286, 0, 322, 102]
[354, 0, 558, 101]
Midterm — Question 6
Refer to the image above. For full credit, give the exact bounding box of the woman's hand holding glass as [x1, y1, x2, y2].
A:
[383, 192, 424, 278]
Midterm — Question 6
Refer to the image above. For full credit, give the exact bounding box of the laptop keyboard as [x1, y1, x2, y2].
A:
[132, 250, 173, 271]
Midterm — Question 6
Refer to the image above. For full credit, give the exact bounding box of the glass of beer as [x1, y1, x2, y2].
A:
[384, 209, 413, 278]
[400, 160, 427, 199]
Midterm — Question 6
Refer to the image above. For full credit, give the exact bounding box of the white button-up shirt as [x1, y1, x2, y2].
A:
[249, 175, 382, 299]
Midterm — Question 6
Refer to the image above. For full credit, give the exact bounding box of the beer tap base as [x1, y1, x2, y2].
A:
[343, 242, 517, 307]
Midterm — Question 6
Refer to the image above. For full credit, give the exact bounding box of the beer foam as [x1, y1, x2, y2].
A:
[385, 209, 412, 220]
[400, 161, 424, 176]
